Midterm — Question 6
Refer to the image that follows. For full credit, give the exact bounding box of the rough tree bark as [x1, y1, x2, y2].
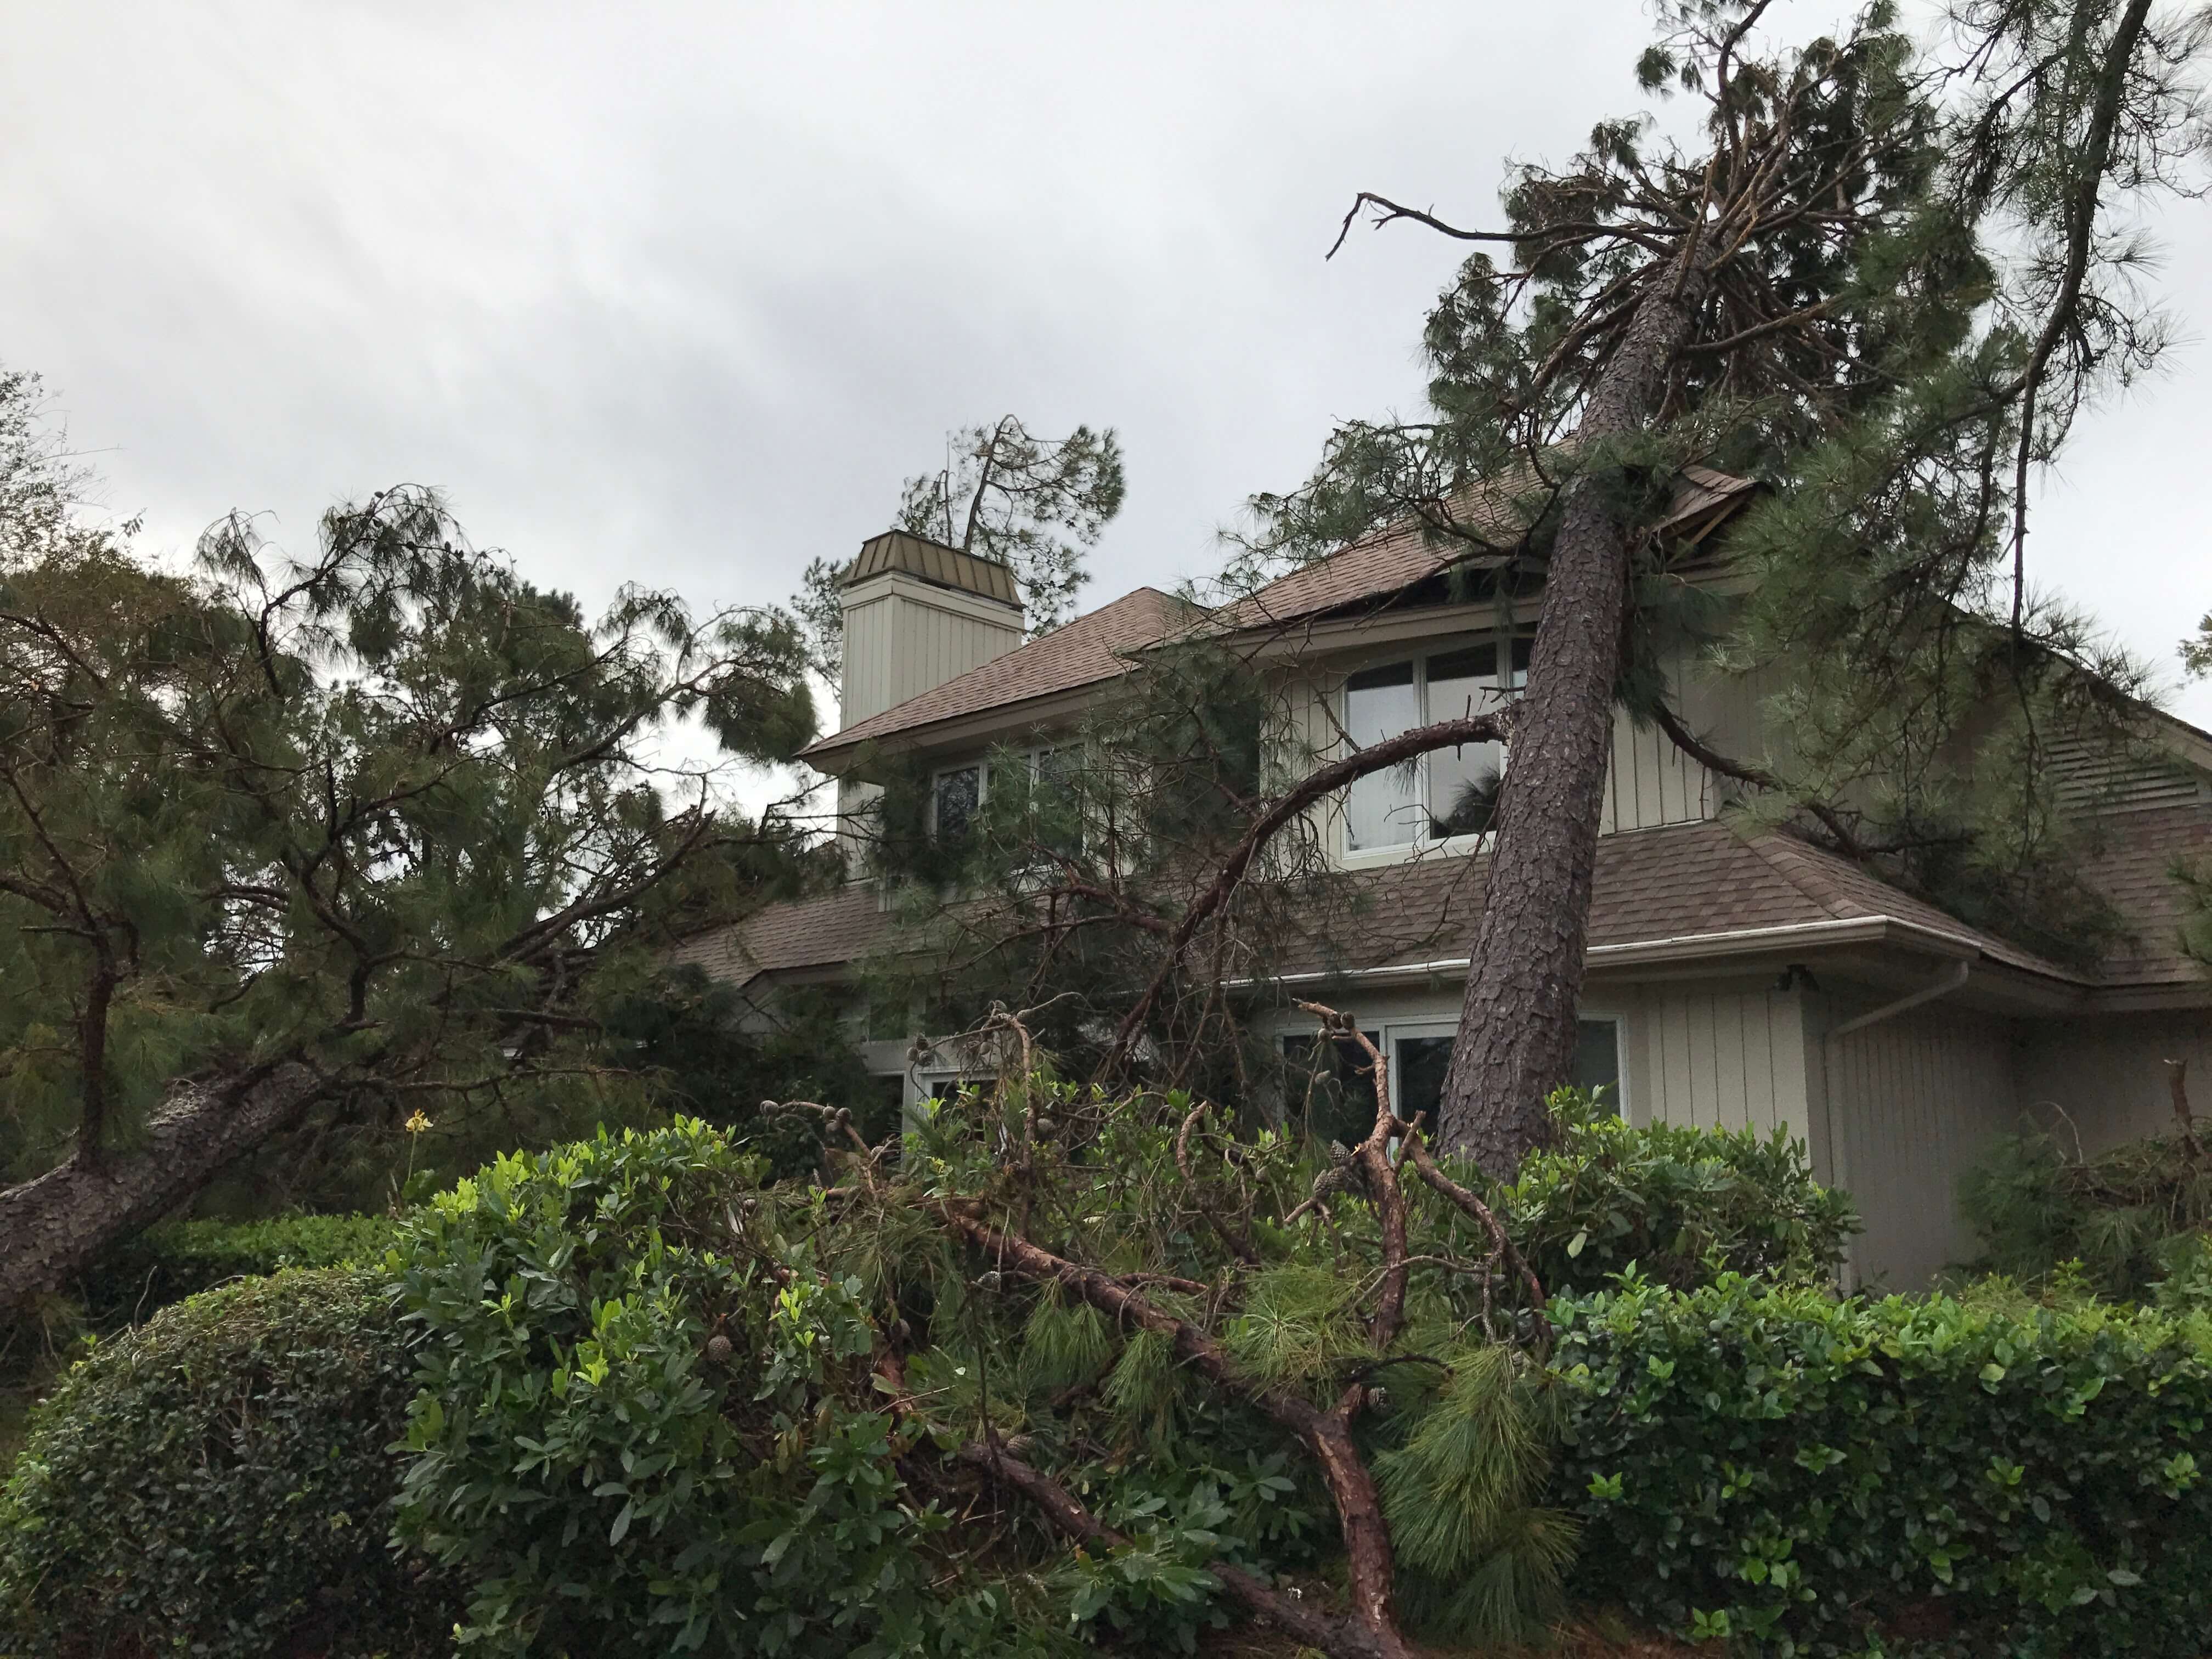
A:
[1437, 274, 1706, 1171]
[0, 1064, 324, 1310]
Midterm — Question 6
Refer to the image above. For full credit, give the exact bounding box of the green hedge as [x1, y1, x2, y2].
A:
[1548, 1271, 2212, 1656]
[0, 1267, 458, 1658]
[1493, 1090, 1859, 1296]
[75, 1211, 397, 1328]
[389, 1122, 1070, 1658]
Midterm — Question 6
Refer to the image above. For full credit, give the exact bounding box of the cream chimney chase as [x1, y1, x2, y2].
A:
[836, 531, 1025, 729]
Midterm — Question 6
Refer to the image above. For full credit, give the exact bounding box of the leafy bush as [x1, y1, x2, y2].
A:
[1960, 1125, 2211, 1299]
[1491, 1088, 1860, 1296]
[76, 1210, 397, 1328]
[0, 1267, 456, 1658]
[1549, 1269, 2212, 1656]
[390, 1119, 1072, 1657]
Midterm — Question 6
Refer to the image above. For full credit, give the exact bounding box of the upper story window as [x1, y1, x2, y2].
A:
[932, 764, 982, 841]
[1344, 639, 1529, 854]
[929, 747, 1070, 844]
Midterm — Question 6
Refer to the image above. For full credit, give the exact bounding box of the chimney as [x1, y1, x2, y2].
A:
[837, 530, 1025, 728]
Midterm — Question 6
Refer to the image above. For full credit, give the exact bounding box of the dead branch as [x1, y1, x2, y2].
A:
[1296, 1003, 1413, 1349]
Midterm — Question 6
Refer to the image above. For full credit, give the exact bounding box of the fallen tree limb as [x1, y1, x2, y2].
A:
[1102, 711, 1508, 1080]
[943, 1208, 1419, 1659]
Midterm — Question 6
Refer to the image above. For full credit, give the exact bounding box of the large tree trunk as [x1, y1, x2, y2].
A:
[1437, 278, 1703, 1171]
[0, 1064, 324, 1311]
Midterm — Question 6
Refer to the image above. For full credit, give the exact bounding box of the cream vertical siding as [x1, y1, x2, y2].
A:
[1625, 978, 1816, 1142]
[2013, 1012, 2212, 1154]
[1281, 631, 1795, 851]
[1820, 998, 2021, 1287]
[839, 575, 1024, 727]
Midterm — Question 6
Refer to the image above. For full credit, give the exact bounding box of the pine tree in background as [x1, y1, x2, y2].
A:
[0, 370, 822, 1306]
[794, 415, 1125, 680]
[1247, 0, 2207, 1171]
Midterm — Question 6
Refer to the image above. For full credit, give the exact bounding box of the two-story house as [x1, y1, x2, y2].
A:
[678, 488, 2212, 1285]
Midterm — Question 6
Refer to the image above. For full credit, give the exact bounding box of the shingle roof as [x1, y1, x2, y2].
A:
[799, 587, 1193, 761]
[2075, 803, 2212, 988]
[797, 467, 1757, 759]
[684, 806, 2212, 998]
[1260, 819, 2090, 984]
[668, 885, 890, 986]
[1214, 465, 1756, 634]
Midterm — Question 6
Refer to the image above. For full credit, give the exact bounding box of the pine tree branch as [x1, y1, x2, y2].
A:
[1103, 710, 1507, 1078]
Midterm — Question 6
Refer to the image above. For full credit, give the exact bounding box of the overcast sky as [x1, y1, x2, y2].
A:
[7, 0, 2209, 743]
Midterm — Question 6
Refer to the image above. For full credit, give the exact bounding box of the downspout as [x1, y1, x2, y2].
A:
[1819, 958, 1974, 1289]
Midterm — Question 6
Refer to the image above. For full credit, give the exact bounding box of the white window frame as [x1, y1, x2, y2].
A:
[1339, 640, 1527, 866]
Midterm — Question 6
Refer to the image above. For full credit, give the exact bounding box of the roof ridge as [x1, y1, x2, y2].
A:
[1735, 830, 1864, 922]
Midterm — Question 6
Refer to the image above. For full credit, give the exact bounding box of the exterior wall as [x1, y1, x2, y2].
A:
[1624, 977, 1817, 1144]
[1256, 976, 1819, 1151]
[2013, 1010, 2212, 1154]
[839, 571, 1024, 727]
[1816, 996, 2022, 1288]
[1277, 627, 1785, 857]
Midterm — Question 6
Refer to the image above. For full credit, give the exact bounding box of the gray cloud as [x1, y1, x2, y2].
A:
[5, 0, 2206, 733]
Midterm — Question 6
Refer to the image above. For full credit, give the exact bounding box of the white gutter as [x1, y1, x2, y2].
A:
[1240, 912, 1985, 990]
[1827, 958, 1974, 1040]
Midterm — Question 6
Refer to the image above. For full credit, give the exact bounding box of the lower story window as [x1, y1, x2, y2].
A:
[1280, 1016, 1622, 1139]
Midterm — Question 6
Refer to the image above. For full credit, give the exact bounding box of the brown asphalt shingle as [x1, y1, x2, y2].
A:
[686, 810, 2212, 995]
[799, 588, 1194, 760]
[798, 469, 1757, 757]
[1254, 819, 2122, 984]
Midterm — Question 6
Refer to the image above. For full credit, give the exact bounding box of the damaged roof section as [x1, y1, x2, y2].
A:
[799, 465, 1758, 760]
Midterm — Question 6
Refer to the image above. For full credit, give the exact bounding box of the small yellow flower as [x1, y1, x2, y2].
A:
[403, 1110, 433, 1136]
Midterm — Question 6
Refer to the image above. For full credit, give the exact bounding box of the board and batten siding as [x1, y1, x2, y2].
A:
[1624, 979, 1817, 1143]
[1279, 630, 1780, 850]
[839, 575, 1024, 728]
[2013, 1011, 2212, 1154]
[1818, 998, 2021, 1287]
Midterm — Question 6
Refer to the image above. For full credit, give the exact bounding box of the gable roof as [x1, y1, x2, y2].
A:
[799, 586, 1193, 763]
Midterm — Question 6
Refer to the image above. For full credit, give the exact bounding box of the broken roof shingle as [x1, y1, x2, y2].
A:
[798, 467, 1759, 757]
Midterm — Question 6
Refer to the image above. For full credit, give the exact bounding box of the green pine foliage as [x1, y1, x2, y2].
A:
[0, 1268, 459, 1657]
[1959, 1124, 2212, 1300]
[0, 360, 823, 1257]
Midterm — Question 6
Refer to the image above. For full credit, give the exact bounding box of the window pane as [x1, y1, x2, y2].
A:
[1426, 648, 1508, 839]
[934, 766, 980, 840]
[1280, 1032, 1383, 1145]
[1029, 747, 1082, 854]
[1572, 1019, 1621, 1113]
[1394, 1035, 1454, 1130]
[1426, 644, 1496, 686]
[1345, 662, 1419, 850]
